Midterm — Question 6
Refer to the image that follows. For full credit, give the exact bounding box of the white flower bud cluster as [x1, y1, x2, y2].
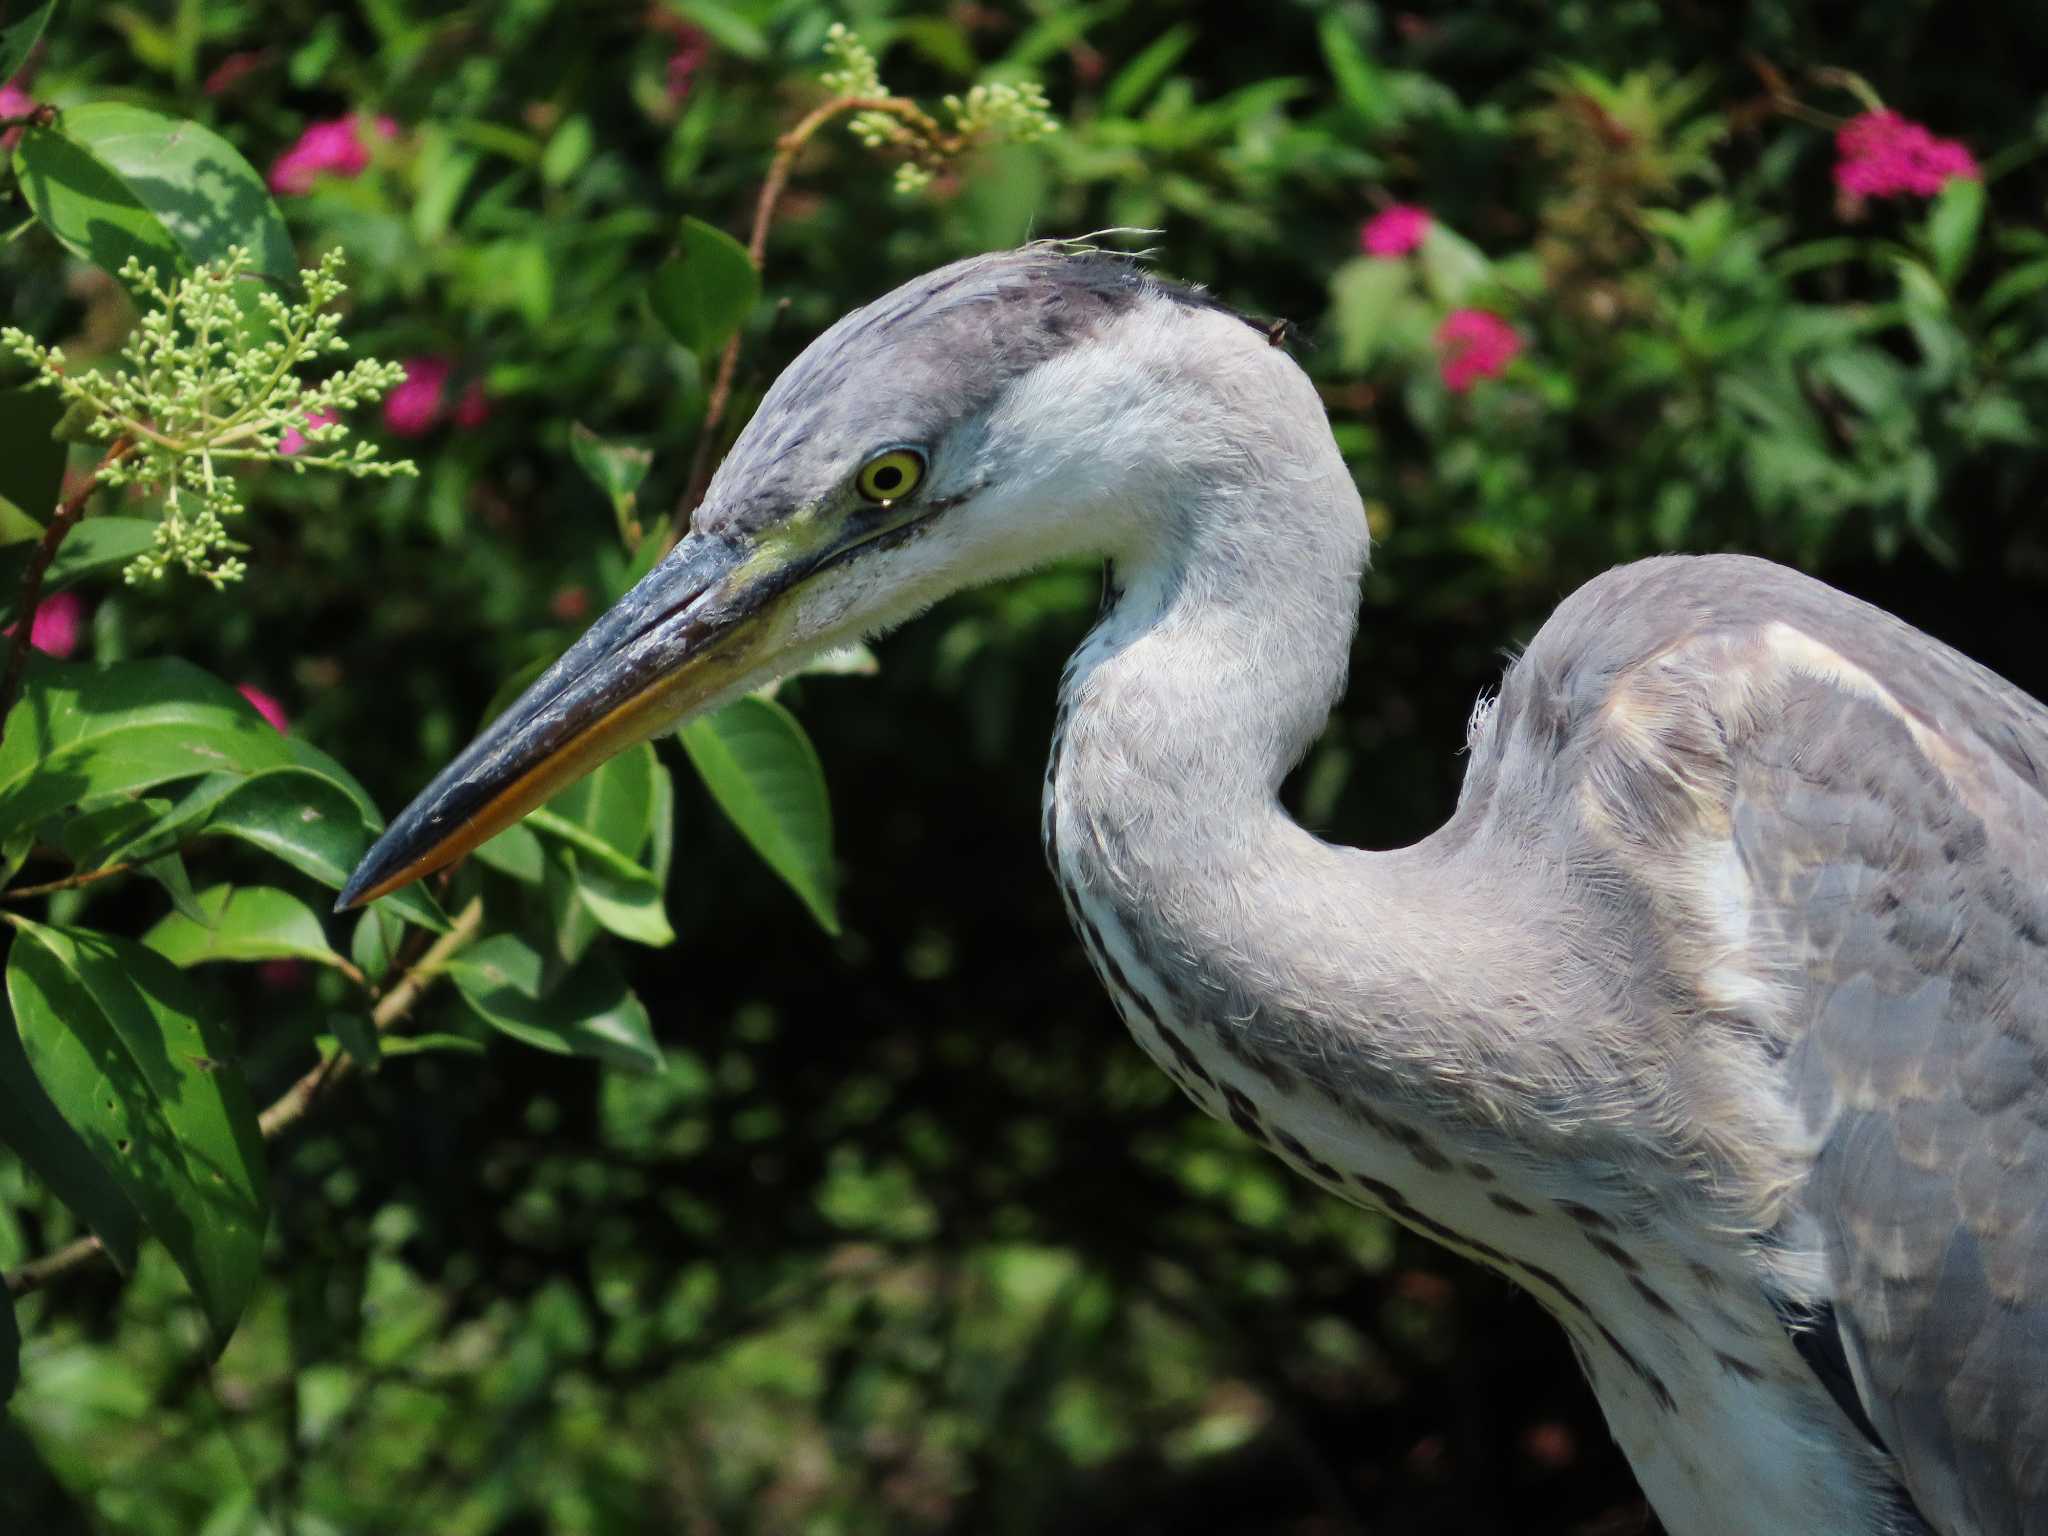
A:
[1, 246, 416, 589]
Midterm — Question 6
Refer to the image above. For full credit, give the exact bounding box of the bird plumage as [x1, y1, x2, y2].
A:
[352, 246, 2048, 1533]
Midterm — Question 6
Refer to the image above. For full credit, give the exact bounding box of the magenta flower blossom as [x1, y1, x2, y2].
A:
[278, 409, 339, 456]
[452, 380, 491, 430]
[268, 112, 397, 196]
[665, 25, 709, 104]
[14, 591, 85, 659]
[237, 684, 289, 732]
[1834, 111, 1978, 200]
[1361, 204, 1431, 259]
[1, 80, 35, 150]
[1435, 310, 1522, 394]
[384, 356, 452, 437]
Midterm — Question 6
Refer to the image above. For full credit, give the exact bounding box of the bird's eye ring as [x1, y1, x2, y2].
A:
[855, 448, 926, 504]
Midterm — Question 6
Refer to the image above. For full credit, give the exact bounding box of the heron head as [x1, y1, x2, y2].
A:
[339, 245, 1272, 908]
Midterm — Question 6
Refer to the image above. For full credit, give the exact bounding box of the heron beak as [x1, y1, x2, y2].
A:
[337, 522, 811, 910]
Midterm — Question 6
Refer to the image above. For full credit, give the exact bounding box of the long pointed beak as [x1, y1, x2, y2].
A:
[338, 530, 779, 910]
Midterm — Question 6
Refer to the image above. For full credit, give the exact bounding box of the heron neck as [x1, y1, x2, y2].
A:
[1046, 390, 1551, 1109]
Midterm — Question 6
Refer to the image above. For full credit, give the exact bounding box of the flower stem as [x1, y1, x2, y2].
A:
[0, 439, 135, 749]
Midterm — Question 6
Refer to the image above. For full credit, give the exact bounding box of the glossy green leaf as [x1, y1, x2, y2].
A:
[13, 103, 294, 283]
[0, 382, 65, 527]
[142, 885, 342, 971]
[57, 794, 170, 870]
[139, 850, 208, 925]
[0, 661, 295, 846]
[4, 918, 268, 1346]
[474, 820, 546, 884]
[649, 216, 759, 358]
[0, 964, 143, 1273]
[448, 935, 662, 1073]
[111, 767, 448, 933]
[0, 519, 158, 628]
[0, 1, 56, 84]
[678, 696, 838, 935]
[349, 904, 404, 984]
[528, 742, 675, 947]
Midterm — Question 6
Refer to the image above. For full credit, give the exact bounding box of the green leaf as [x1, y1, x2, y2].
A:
[525, 743, 674, 944]
[474, 821, 546, 884]
[0, 969, 144, 1273]
[568, 422, 654, 529]
[649, 216, 759, 359]
[0, 519, 157, 628]
[667, 0, 767, 59]
[1925, 175, 1985, 288]
[57, 794, 169, 870]
[139, 850, 208, 925]
[110, 767, 448, 933]
[1327, 257, 1412, 373]
[327, 1011, 380, 1068]
[447, 935, 663, 1073]
[349, 904, 403, 984]
[1981, 256, 2048, 318]
[1417, 225, 1492, 309]
[142, 885, 343, 971]
[12, 103, 294, 284]
[1, 1283, 16, 1403]
[1104, 23, 1197, 115]
[0, 383, 65, 528]
[4, 918, 268, 1346]
[1317, 13, 1396, 132]
[377, 1032, 484, 1059]
[0, 660, 295, 847]
[678, 696, 839, 935]
[0, 1, 56, 84]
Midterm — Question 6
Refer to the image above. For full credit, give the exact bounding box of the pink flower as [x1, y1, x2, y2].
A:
[665, 26, 709, 105]
[278, 409, 339, 456]
[1, 80, 36, 151]
[1834, 110, 1978, 200]
[1435, 309, 1522, 394]
[268, 112, 397, 196]
[237, 684, 289, 732]
[1361, 204, 1431, 259]
[452, 380, 491, 430]
[258, 959, 307, 991]
[13, 591, 84, 658]
[384, 356, 451, 437]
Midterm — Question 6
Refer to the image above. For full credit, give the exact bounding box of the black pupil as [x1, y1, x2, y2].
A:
[872, 464, 903, 492]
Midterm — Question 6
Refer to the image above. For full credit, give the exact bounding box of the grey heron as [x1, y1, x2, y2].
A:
[341, 246, 2048, 1535]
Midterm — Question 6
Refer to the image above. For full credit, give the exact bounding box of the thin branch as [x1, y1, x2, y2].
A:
[0, 861, 136, 902]
[671, 96, 960, 545]
[259, 895, 482, 1138]
[3, 895, 486, 1300]
[0, 438, 135, 745]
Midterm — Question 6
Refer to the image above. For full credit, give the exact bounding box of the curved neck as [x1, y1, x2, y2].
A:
[1044, 352, 1573, 1119]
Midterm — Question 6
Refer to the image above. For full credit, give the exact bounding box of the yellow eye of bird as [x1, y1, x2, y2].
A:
[856, 449, 925, 503]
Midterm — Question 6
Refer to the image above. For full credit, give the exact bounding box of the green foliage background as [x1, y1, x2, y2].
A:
[4, 1, 2048, 1532]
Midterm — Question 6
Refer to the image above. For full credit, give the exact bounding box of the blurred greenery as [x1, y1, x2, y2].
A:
[3, 1, 2047, 1532]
